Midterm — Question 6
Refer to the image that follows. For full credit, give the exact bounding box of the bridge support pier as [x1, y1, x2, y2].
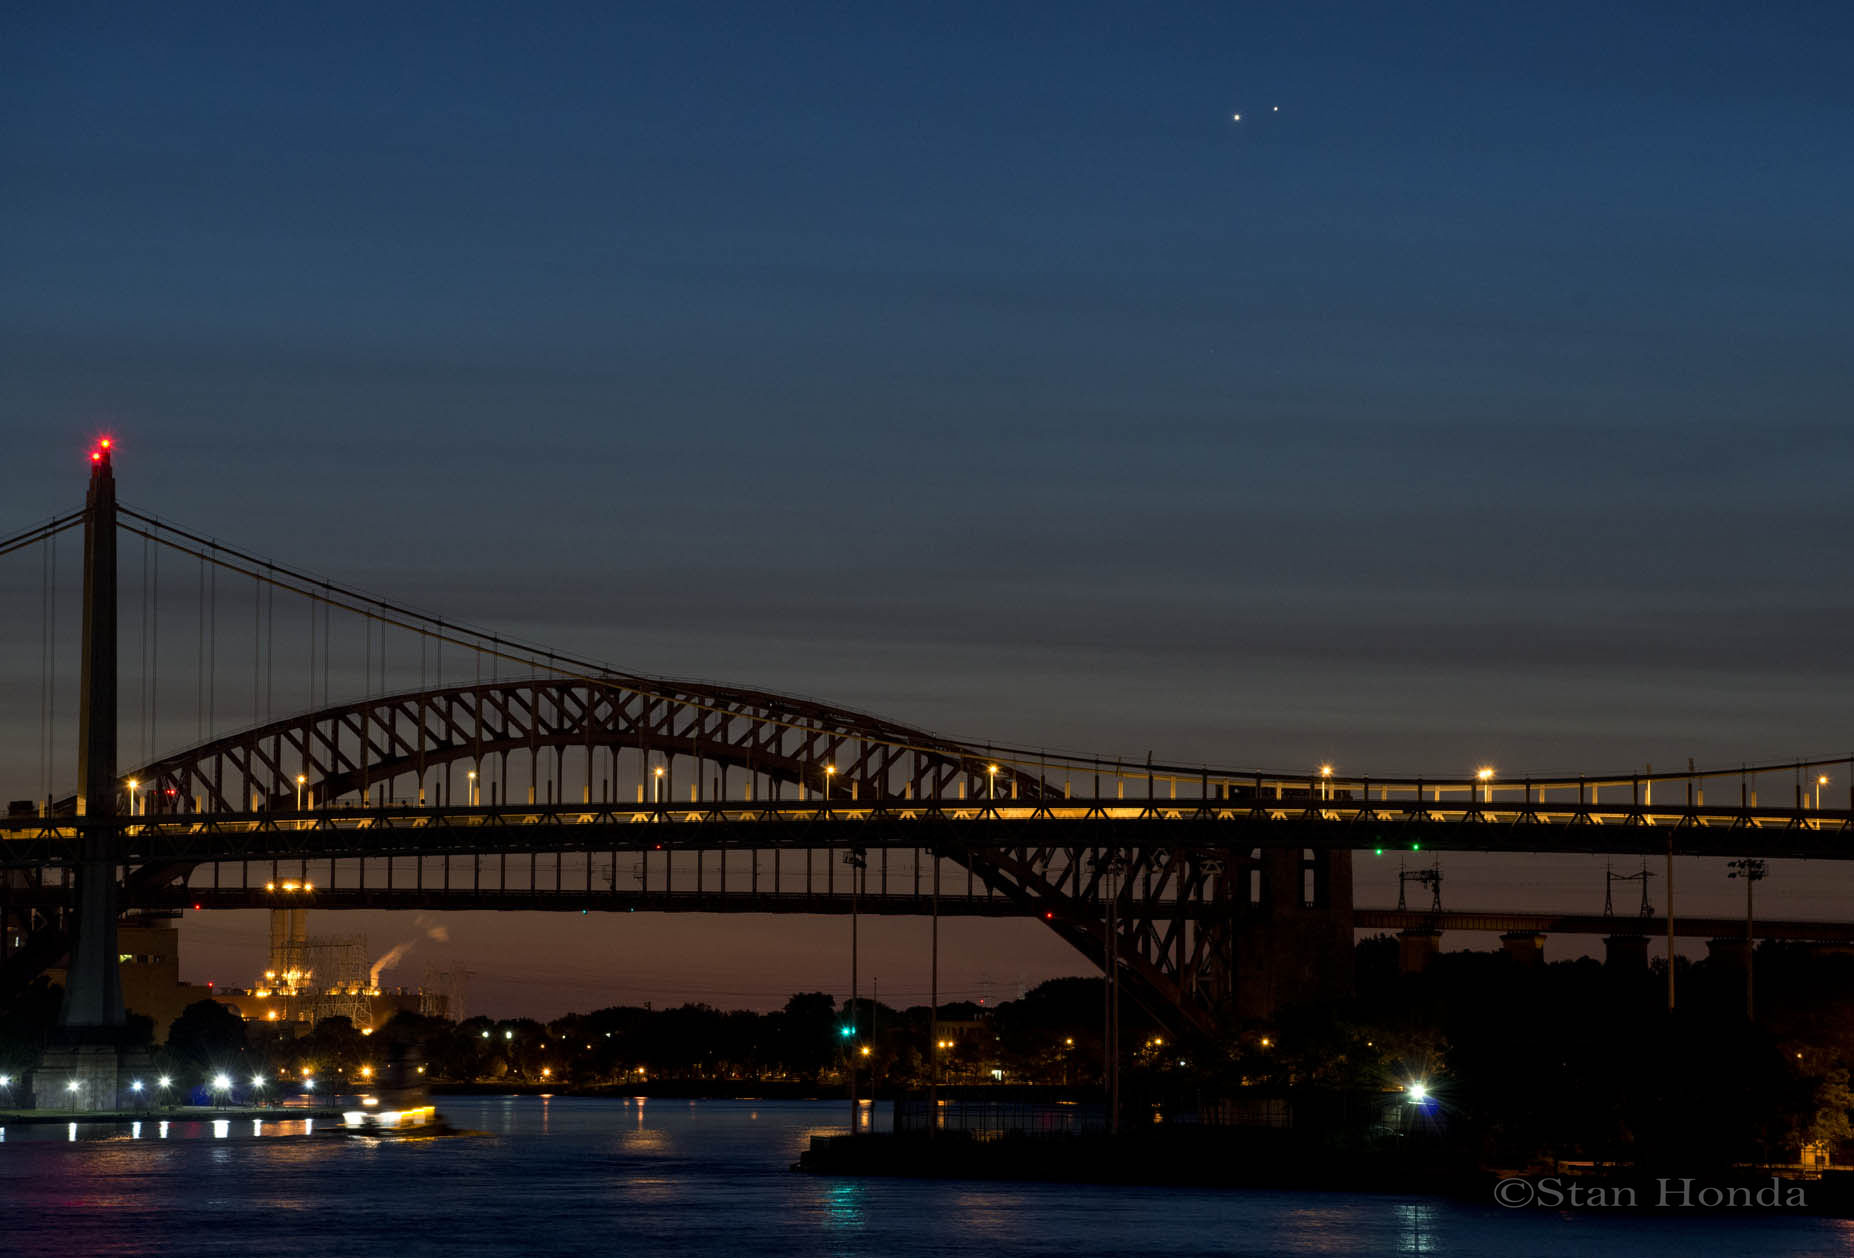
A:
[29, 444, 150, 1112]
[1706, 937, 1750, 971]
[1603, 933, 1649, 970]
[1397, 928, 1441, 975]
[1500, 931, 1545, 966]
[1230, 848, 1354, 1020]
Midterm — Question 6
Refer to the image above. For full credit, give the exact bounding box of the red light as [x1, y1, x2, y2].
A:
[99, 438, 111, 449]
[90, 452, 101, 462]
[1044, 912, 1054, 920]
[192, 903, 201, 910]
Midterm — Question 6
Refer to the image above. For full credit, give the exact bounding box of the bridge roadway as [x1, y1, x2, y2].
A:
[37, 882, 1854, 944]
[2, 798, 1851, 869]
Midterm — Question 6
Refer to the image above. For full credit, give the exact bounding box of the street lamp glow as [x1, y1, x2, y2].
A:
[130, 1080, 143, 1092]
[65, 1079, 80, 1093]
[212, 1073, 231, 1091]
[250, 1074, 265, 1089]
[1407, 1082, 1428, 1103]
[1319, 765, 1332, 777]
[1476, 767, 1494, 782]
[157, 1076, 170, 1089]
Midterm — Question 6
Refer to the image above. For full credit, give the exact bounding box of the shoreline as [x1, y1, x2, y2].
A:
[0, 1105, 343, 1126]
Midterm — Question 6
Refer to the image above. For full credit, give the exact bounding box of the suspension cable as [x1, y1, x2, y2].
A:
[112, 507, 1854, 790]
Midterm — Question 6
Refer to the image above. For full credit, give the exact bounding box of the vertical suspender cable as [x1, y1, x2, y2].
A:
[140, 531, 150, 764]
[321, 586, 330, 708]
[252, 569, 262, 733]
[197, 551, 205, 743]
[207, 547, 216, 741]
[47, 530, 55, 813]
[40, 531, 51, 812]
[150, 533, 159, 759]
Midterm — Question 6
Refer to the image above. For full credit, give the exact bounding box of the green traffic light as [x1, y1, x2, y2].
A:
[839, 1026, 853, 1038]
[1411, 843, 1421, 851]
[1374, 848, 1383, 856]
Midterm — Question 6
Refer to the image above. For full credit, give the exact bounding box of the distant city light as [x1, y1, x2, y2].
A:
[1408, 1082, 1428, 1103]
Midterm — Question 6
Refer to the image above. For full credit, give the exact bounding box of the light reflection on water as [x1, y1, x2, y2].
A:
[1, 1098, 1851, 1258]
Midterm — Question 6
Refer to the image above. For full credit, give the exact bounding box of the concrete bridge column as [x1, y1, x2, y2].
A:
[1397, 928, 1441, 975]
[1500, 931, 1545, 966]
[31, 443, 151, 1111]
[1603, 934, 1649, 970]
[1707, 937, 1750, 970]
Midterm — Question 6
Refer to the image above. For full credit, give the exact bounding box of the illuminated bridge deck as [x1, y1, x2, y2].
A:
[3, 799, 1850, 869]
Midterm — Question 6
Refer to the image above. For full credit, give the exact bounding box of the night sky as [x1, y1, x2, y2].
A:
[4, 3, 1851, 1018]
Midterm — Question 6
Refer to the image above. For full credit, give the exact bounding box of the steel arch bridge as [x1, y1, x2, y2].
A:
[98, 677, 1271, 1038]
[3, 446, 1851, 1045]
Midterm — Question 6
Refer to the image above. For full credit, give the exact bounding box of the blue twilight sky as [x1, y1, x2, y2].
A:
[3, 3, 1851, 1015]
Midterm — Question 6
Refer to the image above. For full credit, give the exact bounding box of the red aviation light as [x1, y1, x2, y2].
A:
[90, 451, 102, 462]
[100, 438, 112, 449]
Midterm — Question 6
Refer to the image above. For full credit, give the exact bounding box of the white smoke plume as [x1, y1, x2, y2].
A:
[368, 916, 450, 987]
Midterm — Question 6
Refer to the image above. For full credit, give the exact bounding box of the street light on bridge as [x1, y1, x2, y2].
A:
[1319, 764, 1333, 801]
[126, 778, 140, 816]
[1476, 766, 1495, 803]
[652, 764, 665, 804]
[468, 769, 479, 806]
[1817, 775, 1830, 811]
[295, 774, 307, 811]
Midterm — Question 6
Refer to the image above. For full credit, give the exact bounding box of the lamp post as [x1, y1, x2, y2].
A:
[987, 763, 998, 805]
[468, 769, 479, 807]
[65, 1078, 81, 1111]
[1319, 764, 1333, 803]
[156, 1075, 171, 1110]
[1727, 859, 1767, 1020]
[652, 764, 664, 805]
[295, 774, 306, 811]
[126, 778, 140, 817]
[1476, 766, 1494, 804]
[211, 1072, 231, 1109]
[1817, 775, 1829, 812]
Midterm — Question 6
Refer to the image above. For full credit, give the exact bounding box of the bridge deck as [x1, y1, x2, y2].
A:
[3, 799, 1850, 868]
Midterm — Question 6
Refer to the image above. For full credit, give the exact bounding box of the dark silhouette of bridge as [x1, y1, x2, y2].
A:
[2, 443, 1850, 1097]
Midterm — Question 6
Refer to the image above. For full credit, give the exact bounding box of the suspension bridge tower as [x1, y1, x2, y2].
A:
[30, 440, 150, 1110]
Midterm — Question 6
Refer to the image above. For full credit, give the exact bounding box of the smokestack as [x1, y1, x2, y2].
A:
[267, 909, 289, 977]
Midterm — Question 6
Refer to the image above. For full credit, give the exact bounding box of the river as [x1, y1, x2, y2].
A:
[1, 1097, 1846, 1256]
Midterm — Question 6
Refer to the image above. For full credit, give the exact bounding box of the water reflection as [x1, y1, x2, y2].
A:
[1394, 1201, 1437, 1255]
[131, 1122, 141, 1139]
[212, 1119, 230, 1139]
[252, 1119, 264, 1137]
[67, 1123, 76, 1142]
[158, 1121, 169, 1139]
[823, 1181, 866, 1230]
